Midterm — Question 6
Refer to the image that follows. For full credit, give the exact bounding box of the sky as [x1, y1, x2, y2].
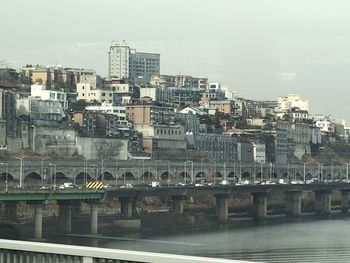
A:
[1, 0, 350, 119]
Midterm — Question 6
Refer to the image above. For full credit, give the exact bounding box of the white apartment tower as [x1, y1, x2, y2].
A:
[108, 41, 160, 84]
[108, 40, 130, 79]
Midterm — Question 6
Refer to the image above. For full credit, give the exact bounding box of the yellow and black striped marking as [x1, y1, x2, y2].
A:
[86, 181, 104, 190]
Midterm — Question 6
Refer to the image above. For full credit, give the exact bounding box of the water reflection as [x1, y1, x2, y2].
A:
[48, 216, 350, 263]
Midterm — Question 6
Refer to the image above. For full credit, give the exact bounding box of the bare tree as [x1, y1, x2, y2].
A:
[94, 140, 123, 161]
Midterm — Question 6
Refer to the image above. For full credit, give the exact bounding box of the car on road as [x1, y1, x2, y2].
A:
[120, 183, 133, 188]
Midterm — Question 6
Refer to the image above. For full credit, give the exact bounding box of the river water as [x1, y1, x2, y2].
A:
[49, 215, 350, 263]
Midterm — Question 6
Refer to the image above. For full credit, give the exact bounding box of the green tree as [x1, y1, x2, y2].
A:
[70, 100, 87, 112]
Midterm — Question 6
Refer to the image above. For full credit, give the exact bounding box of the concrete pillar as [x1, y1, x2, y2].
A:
[33, 204, 43, 240]
[285, 191, 302, 217]
[315, 190, 332, 215]
[90, 204, 98, 235]
[59, 203, 72, 234]
[172, 195, 186, 214]
[215, 194, 229, 224]
[4, 201, 18, 221]
[71, 201, 81, 220]
[341, 190, 350, 214]
[119, 197, 133, 218]
[252, 192, 267, 219]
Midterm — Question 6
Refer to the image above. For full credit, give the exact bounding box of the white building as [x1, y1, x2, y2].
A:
[178, 106, 206, 115]
[253, 142, 266, 163]
[275, 94, 309, 119]
[220, 85, 235, 100]
[108, 40, 130, 79]
[85, 103, 130, 127]
[209, 82, 220, 90]
[30, 84, 68, 109]
[288, 107, 309, 121]
[315, 120, 332, 133]
[76, 83, 113, 104]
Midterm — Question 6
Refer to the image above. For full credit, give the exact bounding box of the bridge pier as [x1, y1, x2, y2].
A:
[285, 191, 302, 217]
[71, 201, 81, 220]
[172, 195, 186, 214]
[4, 201, 18, 221]
[252, 192, 267, 220]
[119, 197, 133, 218]
[215, 194, 229, 224]
[315, 190, 332, 215]
[90, 204, 99, 235]
[58, 201, 72, 234]
[33, 203, 44, 240]
[341, 190, 350, 214]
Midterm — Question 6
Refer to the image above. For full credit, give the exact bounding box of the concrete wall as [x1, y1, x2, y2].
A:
[76, 137, 128, 160]
[32, 126, 77, 157]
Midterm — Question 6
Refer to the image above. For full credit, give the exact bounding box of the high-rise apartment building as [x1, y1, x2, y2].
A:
[108, 41, 130, 80]
[108, 41, 160, 85]
[129, 51, 160, 85]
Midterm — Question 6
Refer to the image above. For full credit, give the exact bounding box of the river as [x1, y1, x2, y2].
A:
[48, 215, 350, 262]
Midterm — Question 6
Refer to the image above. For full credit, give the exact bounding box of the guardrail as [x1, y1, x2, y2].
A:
[0, 239, 257, 263]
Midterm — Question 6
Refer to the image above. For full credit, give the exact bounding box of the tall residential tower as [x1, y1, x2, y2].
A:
[108, 41, 160, 85]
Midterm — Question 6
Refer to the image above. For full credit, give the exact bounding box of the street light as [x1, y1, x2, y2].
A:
[41, 159, 44, 186]
[166, 160, 171, 186]
[83, 157, 87, 186]
[208, 159, 216, 183]
[223, 162, 229, 181]
[200, 157, 207, 181]
[115, 158, 119, 187]
[49, 163, 57, 190]
[54, 164, 57, 189]
[345, 163, 349, 182]
[1, 162, 8, 192]
[101, 159, 105, 182]
[15, 157, 23, 188]
[184, 160, 194, 184]
[91, 164, 97, 181]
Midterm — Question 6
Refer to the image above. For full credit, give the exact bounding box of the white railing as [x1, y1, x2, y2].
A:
[0, 239, 257, 263]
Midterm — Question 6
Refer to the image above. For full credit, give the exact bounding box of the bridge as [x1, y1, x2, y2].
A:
[0, 159, 347, 187]
[1, 182, 350, 240]
[0, 190, 104, 240]
[0, 239, 253, 263]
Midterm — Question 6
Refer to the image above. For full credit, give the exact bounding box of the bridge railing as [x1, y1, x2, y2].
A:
[0, 239, 257, 263]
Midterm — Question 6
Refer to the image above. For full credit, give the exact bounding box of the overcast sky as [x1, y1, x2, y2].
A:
[1, 0, 350, 119]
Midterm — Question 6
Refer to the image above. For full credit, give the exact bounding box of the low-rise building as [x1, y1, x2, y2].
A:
[275, 94, 309, 119]
[16, 97, 65, 126]
[276, 121, 321, 163]
[195, 133, 237, 161]
[85, 103, 130, 127]
[139, 124, 186, 158]
[200, 99, 235, 115]
[150, 74, 207, 90]
[76, 83, 113, 104]
[287, 107, 309, 121]
[31, 84, 68, 109]
[126, 103, 174, 126]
